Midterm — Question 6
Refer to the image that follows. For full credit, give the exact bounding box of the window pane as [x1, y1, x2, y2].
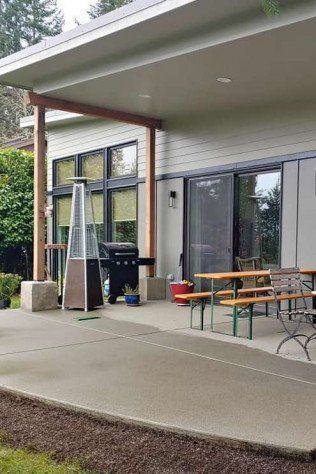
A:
[91, 192, 104, 242]
[56, 193, 104, 244]
[55, 158, 75, 186]
[56, 195, 72, 244]
[237, 171, 281, 268]
[110, 145, 137, 177]
[82, 152, 103, 180]
[111, 188, 136, 243]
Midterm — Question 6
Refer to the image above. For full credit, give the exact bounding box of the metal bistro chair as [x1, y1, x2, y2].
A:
[270, 268, 315, 361]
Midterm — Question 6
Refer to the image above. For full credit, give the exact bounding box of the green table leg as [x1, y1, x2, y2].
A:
[190, 300, 193, 328]
[248, 304, 253, 340]
[210, 278, 214, 330]
[232, 279, 238, 337]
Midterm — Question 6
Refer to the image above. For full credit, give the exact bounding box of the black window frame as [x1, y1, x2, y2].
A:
[79, 148, 105, 183]
[184, 165, 282, 279]
[52, 155, 77, 188]
[52, 141, 138, 245]
[107, 142, 138, 180]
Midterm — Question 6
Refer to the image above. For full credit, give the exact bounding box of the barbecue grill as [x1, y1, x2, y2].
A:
[99, 242, 155, 304]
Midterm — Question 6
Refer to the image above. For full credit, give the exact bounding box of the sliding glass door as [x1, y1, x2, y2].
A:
[186, 175, 233, 290]
[186, 169, 281, 287]
[235, 170, 281, 268]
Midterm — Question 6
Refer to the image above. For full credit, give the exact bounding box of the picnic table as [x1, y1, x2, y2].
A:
[195, 269, 316, 337]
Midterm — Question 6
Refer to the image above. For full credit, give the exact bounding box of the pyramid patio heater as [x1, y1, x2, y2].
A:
[62, 177, 104, 311]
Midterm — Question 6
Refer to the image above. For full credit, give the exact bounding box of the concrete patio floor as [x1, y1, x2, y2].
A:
[0, 301, 315, 453]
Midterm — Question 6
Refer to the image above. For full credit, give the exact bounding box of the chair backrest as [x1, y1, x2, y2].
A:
[269, 267, 307, 312]
[235, 257, 263, 288]
[236, 257, 262, 271]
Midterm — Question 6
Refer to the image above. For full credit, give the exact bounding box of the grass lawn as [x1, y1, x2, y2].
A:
[9, 295, 20, 309]
[0, 443, 84, 473]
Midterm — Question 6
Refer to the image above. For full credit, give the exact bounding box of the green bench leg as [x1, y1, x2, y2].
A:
[248, 304, 254, 340]
[200, 300, 204, 330]
[232, 279, 238, 337]
[265, 302, 269, 317]
[190, 301, 193, 328]
[210, 279, 214, 330]
[190, 299, 205, 330]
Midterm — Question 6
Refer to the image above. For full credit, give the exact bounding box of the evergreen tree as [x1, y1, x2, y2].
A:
[88, 0, 134, 19]
[0, 0, 64, 143]
[262, 0, 280, 16]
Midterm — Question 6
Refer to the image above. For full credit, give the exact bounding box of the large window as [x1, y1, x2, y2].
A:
[92, 193, 104, 242]
[110, 188, 137, 243]
[56, 195, 72, 244]
[82, 151, 103, 180]
[54, 157, 75, 186]
[53, 143, 138, 246]
[236, 170, 281, 268]
[109, 144, 137, 177]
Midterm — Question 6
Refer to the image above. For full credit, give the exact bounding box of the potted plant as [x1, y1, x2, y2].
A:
[169, 279, 195, 305]
[0, 273, 22, 309]
[123, 284, 140, 306]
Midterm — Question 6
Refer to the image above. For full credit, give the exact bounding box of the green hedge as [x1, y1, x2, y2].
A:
[0, 148, 34, 279]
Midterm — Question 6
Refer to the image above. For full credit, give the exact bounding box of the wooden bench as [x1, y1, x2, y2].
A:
[220, 292, 313, 340]
[175, 286, 272, 330]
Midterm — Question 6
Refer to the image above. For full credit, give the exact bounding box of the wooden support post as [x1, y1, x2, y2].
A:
[145, 127, 156, 277]
[33, 105, 46, 281]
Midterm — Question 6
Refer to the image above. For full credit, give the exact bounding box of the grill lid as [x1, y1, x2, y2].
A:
[99, 242, 139, 259]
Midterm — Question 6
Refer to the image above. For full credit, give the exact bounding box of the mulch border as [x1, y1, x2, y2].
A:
[0, 385, 315, 473]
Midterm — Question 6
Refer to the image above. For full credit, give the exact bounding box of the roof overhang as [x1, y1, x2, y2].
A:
[1, 0, 316, 122]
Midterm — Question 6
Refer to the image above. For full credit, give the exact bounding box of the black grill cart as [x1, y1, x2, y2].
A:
[99, 242, 155, 304]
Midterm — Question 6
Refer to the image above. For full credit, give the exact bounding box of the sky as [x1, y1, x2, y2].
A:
[57, 0, 92, 31]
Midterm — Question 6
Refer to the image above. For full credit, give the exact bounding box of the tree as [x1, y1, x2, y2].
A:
[88, 0, 134, 19]
[0, 148, 34, 278]
[0, 0, 64, 144]
[259, 181, 281, 265]
[262, 0, 280, 16]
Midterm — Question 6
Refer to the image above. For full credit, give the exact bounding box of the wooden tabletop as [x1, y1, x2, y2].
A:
[195, 269, 316, 280]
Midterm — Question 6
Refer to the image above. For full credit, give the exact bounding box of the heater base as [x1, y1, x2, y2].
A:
[63, 259, 103, 310]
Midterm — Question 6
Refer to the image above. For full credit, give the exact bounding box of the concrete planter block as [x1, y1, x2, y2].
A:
[21, 281, 58, 312]
[140, 277, 166, 301]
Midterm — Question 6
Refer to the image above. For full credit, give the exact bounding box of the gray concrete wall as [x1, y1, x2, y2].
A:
[297, 158, 316, 268]
[156, 178, 184, 282]
[281, 161, 299, 267]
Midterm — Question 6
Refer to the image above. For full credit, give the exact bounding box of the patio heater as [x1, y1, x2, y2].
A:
[62, 177, 104, 311]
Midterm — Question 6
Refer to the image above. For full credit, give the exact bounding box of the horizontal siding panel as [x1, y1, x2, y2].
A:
[48, 129, 145, 158]
[149, 133, 316, 167]
[47, 107, 316, 183]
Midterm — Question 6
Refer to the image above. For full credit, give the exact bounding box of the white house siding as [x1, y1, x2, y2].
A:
[47, 120, 146, 191]
[47, 103, 316, 283]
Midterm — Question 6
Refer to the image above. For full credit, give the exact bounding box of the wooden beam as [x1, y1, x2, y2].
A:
[145, 127, 156, 277]
[26, 92, 162, 130]
[33, 105, 46, 281]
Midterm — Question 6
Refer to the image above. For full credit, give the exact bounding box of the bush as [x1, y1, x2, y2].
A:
[0, 273, 22, 300]
[0, 148, 34, 279]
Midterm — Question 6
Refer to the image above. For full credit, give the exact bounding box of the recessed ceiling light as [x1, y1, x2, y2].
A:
[138, 94, 151, 98]
[216, 77, 232, 84]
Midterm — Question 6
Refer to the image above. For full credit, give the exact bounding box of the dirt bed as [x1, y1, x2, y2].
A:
[0, 390, 314, 473]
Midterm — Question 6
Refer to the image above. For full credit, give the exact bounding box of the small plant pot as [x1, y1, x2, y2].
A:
[124, 294, 140, 306]
[0, 298, 11, 310]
